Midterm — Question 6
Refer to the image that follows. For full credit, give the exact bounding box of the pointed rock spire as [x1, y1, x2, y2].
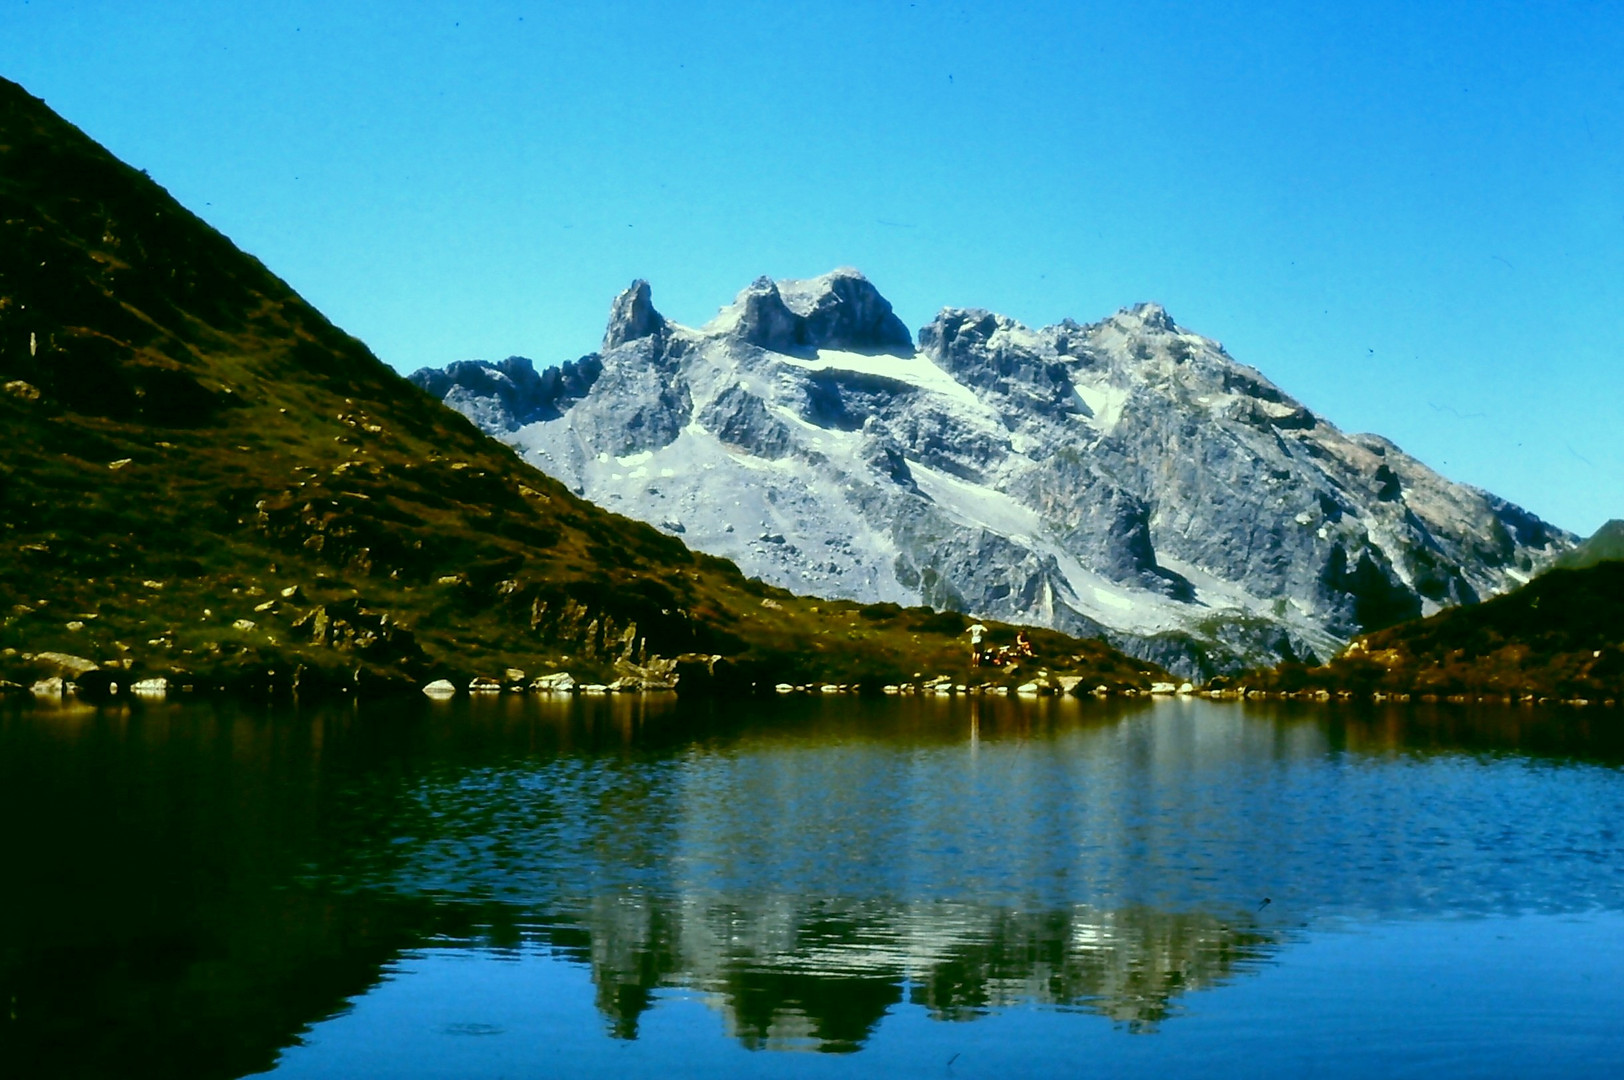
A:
[603, 279, 666, 351]
[731, 276, 802, 351]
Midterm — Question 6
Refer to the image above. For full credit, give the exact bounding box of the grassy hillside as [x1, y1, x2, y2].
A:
[1234, 561, 1624, 702]
[1550, 519, 1624, 572]
[0, 77, 1160, 697]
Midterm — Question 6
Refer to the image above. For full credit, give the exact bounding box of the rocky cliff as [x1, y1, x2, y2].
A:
[412, 270, 1572, 676]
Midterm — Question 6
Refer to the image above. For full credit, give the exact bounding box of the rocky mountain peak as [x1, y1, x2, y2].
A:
[603, 279, 666, 351]
[711, 268, 913, 354]
[1116, 302, 1178, 333]
[918, 307, 1019, 350]
[776, 268, 914, 353]
[722, 276, 802, 352]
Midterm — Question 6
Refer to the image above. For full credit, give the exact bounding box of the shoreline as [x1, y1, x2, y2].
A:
[6, 669, 1616, 710]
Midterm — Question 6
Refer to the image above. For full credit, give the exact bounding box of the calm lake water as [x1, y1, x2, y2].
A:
[3, 695, 1623, 1078]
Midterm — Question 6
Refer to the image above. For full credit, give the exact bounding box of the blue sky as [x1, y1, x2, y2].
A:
[3, 0, 1620, 534]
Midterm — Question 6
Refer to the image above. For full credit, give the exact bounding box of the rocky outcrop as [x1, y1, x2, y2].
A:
[603, 279, 666, 350]
[412, 271, 1573, 676]
[410, 355, 602, 431]
[711, 268, 913, 354]
[290, 600, 424, 666]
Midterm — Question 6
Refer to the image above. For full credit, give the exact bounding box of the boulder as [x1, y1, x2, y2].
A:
[468, 676, 503, 692]
[32, 652, 99, 677]
[30, 676, 69, 698]
[529, 672, 577, 692]
[612, 656, 679, 691]
[4, 379, 41, 402]
[422, 679, 456, 697]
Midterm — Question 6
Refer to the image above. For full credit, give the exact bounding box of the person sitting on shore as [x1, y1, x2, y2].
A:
[1015, 630, 1034, 658]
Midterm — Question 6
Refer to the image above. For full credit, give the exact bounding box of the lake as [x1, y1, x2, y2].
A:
[3, 694, 1623, 1078]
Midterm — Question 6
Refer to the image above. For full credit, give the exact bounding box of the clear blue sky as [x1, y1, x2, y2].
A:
[3, 0, 1620, 535]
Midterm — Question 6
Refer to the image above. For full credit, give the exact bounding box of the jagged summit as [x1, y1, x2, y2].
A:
[1118, 302, 1179, 333]
[413, 270, 1574, 677]
[603, 279, 666, 351]
[705, 268, 913, 354]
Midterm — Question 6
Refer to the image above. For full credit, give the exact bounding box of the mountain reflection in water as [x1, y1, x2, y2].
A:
[2, 695, 1623, 1075]
[452, 898, 1273, 1050]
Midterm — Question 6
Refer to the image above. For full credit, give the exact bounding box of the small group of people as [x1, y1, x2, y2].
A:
[966, 622, 1035, 667]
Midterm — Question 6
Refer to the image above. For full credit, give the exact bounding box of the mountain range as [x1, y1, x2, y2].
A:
[0, 76, 1155, 696]
[414, 272, 1573, 677]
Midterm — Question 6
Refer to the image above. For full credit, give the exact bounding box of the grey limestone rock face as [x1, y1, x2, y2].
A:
[411, 355, 600, 431]
[603, 279, 666, 351]
[409, 269, 1574, 677]
[717, 268, 913, 354]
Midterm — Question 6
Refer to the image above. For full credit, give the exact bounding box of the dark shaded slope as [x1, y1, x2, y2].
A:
[0, 77, 1156, 695]
[1245, 562, 1624, 702]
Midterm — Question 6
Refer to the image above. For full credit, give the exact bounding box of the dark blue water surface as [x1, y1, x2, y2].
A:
[3, 695, 1623, 1078]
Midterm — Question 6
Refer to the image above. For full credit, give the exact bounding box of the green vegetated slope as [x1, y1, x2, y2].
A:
[1550, 519, 1624, 572]
[0, 77, 1159, 695]
[1244, 558, 1624, 701]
